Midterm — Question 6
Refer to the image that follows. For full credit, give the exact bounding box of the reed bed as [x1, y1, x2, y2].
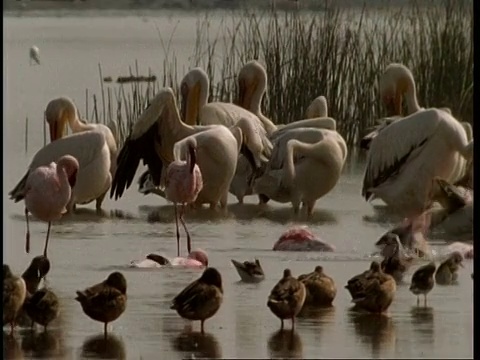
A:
[81, 1, 472, 148]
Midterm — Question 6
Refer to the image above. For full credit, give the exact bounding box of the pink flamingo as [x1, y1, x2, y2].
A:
[23, 155, 79, 257]
[165, 140, 203, 257]
[273, 226, 335, 251]
[131, 249, 209, 268]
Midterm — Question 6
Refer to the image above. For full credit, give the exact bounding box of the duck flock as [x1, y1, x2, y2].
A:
[4, 60, 473, 341]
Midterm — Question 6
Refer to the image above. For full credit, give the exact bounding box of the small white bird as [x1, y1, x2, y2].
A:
[29, 46, 40, 65]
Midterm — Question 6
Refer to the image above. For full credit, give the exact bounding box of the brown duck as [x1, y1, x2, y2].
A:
[409, 262, 436, 306]
[380, 233, 413, 283]
[298, 266, 336, 307]
[22, 255, 51, 295]
[170, 267, 223, 334]
[267, 269, 306, 330]
[75, 272, 127, 338]
[345, 261, 382, 300]
[435, 251, 464, 285]
[23, 287, 60, 330]
[3, 264, 27, 335]
[348, 263, 396, 314]
[231, 258, 265, 283]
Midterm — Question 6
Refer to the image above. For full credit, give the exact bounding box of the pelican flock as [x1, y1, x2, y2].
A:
[5, 58, 473, 342]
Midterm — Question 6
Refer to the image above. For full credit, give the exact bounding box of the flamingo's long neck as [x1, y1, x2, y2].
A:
[187, 145, 196, 173]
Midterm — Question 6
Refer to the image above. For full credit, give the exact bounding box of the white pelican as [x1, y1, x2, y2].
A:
[29, 46, 40, 65]
[111, 88, 265, 209]
[305, 95, 328, 119]
[45, 97, 118, 177]
[363, 63, 471, 183]
[254, 128, 347, 215]
[236, 60, 337, 134]
[9, 131, 112, 212]
[362, 108, 473, 220]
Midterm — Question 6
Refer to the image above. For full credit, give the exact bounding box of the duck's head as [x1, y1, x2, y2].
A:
[446, 251, 464, 270]
[377, 233, 401, 258]
[422, 262, 437, 276]
[370, 261, 381, 272]
[27, 255, 51, 279]
[283, 268, 293, 278]
[200, 267, 222, 288]
[3, 264, 12, 279]
[188, 249, 208, 267]
[106, 272, 127, 294]
[314, 265, 324, 274]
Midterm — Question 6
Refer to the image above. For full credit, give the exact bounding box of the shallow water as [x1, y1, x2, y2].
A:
[3, 14, 473, 360]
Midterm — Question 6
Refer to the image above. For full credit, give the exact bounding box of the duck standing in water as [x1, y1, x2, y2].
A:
[231, 259, 265, 283]
[298, 266, 336, 307]
[23, 288, 60, 331]
[170, 267, 223, 334]
[75, 272, 127, 338]
[16, 255, 51, 327]
[409, 262, 436, 306]
[267, 269, 306, 331]
[273, 226, 335, 251]
[379, 233, 413, 283]
[435, 252, 464, 285]
[3, 265, 27, 335]
[346, 262, 396, 314]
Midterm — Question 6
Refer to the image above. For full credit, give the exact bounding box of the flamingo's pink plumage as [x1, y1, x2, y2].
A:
[165, 142, 203, 256]
[23, 155, 79, 256]
[273, 226, 335, 251]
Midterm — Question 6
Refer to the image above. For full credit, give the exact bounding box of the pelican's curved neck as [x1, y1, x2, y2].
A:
[197, 75, 209, 109]
[69, 108, 95, 133]
[404, 77, 421, 114]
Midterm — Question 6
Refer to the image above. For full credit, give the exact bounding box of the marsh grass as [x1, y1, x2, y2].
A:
[79, 1, 472, 148]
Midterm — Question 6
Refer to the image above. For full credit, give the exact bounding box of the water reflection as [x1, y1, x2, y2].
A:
[21, 330, 66, 359]
[10, 208, 137, 224]
[142, 203, 338, 225]
[3, 334, 24, 360]
[267, 329, 303, 359]
[297, 305, 336, 322]
[410, 306, 434, 343]
[348, 312, 396, 358]
[171, 331, 222, 359]
[80, 334, 126, 359]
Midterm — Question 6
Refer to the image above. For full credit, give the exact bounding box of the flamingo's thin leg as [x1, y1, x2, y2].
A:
[174, 204, 181, 257]
[179, 204, 191, 254]
[25, 207, 31, 253]
[43, 221, 52, 257]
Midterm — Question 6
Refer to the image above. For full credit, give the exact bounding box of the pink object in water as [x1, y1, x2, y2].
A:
[23, 155, 79, 257]
[171, 249, 209, 268]
[273, 226, 335, 252]
[165, 141, 203, 257]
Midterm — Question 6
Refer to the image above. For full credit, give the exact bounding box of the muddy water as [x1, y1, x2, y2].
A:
[3, 14, 473, 359]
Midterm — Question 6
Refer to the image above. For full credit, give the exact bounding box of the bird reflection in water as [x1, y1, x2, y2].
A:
[172, 331, 222, 359]
[80, 334, 126, 359]
[21, 330, 67, 359]
[348, 312, 396, 358]
[267, 329, 303, 359]
[3, 333, 24, 360]
[410, 306, 434, 343]
[142, 203, 338, 225]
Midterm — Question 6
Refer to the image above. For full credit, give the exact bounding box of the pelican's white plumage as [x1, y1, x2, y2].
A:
[29, 46, 40, 65]
[9, 131, 111, 211]
[362, 108, 473, 218]
[254, 128, 347, 215]
[363, 63, 469, 184]
[111, 88, 266, 209]
[45, 97, 118, 177]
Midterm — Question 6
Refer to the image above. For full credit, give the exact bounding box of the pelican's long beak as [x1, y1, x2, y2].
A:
[236, 78, 246, 107]
[231, 259, 245, 270]
[182, 82, 201, 125]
